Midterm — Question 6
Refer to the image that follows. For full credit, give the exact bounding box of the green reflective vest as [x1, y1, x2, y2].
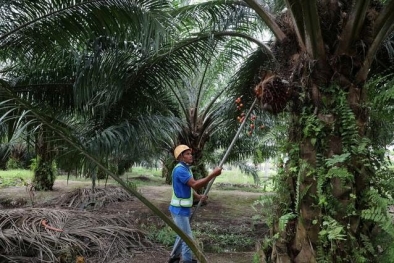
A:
[170, 163, 193, 207]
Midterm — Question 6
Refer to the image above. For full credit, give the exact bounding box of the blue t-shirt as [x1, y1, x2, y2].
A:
[169, 162, 193, 216]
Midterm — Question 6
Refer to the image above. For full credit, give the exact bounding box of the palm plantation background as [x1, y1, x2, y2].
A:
[1, 0, 394, 262]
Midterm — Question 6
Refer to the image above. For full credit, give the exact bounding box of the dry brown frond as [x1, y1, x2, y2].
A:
[47, 186, 135, 210]
[0, 207, 153, 262]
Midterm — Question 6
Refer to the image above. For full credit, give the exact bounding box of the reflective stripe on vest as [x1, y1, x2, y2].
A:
[171, 163, 193, 207]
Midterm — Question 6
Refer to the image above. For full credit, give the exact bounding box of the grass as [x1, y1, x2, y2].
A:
[0, 166, 276, 191]
[0, 169, 33, 187]
[215, 170, 255, 184]
[129, 166, 162, 177]
[214, 168, 275, 192]
[115, 167, 276, 191]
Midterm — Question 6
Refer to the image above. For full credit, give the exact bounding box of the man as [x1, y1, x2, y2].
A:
[168, 144, 222, 263]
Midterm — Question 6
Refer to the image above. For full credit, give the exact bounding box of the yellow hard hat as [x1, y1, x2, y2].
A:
[174, 145, 191, 159]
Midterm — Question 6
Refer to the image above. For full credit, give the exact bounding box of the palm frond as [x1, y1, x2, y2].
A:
[285, 0, 305, 48]
[356, 0, 394, 82]
[0, 82, 207, 262]
[78, 35, 235, 123]
[51, 114, 182, 170]
[243, 0, 286, 41]
[46, 186, 134, 209]
[230, 47, 276, 105]
[174, 0, 258, 32]
[300, 0, 325, 59]
[173, 0, 275, 45]
[367, 72, 394, 148]
[238, 162, 260, 185]
[0, 0, 173, 61]
[335, 0, 371, 55]
[0, 207, 152, 262]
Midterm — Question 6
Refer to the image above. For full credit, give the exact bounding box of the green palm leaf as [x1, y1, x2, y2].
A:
[0, 80, 208, 262]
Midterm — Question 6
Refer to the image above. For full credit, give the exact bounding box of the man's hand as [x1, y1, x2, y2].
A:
[193, 194, 208, 206]
[199, 195, 208, 202]
[188, 167, 223, 190]
[211, 167, 222, 177]
[194, 192, 208, 202]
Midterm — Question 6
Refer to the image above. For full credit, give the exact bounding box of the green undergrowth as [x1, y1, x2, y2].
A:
[374, 231, 394, 263]
[143, 221, 256, 253]
[213, 183, 270, 193]
[194, 222, 256, 253]
[0, 170, 32, 188]
[145, 225, 177, 247]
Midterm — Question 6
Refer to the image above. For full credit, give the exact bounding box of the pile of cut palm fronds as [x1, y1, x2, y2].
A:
[48, 186, 135, 210]
[0, 208, 153, 262]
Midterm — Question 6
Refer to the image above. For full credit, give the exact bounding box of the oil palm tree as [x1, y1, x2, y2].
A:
[161, 1, 284, 188]
[175, 0, 394, 261]
[161, 36, 261, 184]
[0, 0, 279, 261]
[2, 1, 394, 262]
[0, 0, 216, 261]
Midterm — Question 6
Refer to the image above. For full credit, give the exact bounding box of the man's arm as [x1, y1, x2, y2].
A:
[187, 167, 222, 190]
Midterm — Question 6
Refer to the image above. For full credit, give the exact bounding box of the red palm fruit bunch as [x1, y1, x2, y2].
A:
[247, 114, 256, 136]
[235, 96, 245, 123]
[247, 115, 267, 136]
[235, 97, 262, 136]
[235, 96, 243, 111]
[236, 111, 246, 124]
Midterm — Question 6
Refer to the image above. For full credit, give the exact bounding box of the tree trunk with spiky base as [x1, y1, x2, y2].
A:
[249, 1, 394, 261]
[32, 128, 56, 191]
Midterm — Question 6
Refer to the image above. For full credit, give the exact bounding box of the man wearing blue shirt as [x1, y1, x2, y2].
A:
[169, 144, 222, 263]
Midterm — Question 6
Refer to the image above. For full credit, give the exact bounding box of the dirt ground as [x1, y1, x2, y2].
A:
[0, 179, 268, 263]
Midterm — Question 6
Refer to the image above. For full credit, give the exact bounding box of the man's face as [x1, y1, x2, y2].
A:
[181, 150, 193, 165]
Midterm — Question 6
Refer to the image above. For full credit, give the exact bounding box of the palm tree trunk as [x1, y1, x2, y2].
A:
[270, 82, 377, 262]
[32, 128, 56, 191]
